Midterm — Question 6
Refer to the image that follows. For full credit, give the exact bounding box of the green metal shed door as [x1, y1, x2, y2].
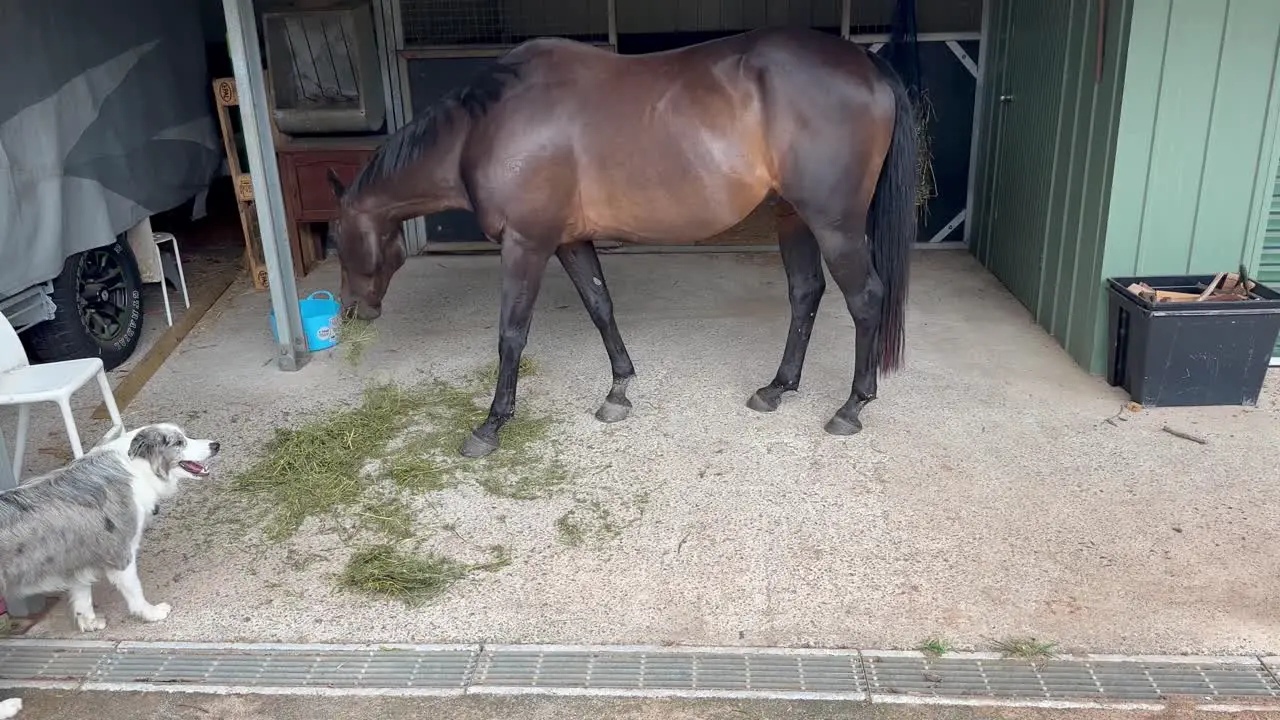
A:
[1267, 169, 1280, 363]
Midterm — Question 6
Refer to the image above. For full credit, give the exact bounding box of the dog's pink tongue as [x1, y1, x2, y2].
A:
[179, 461, 208, 476]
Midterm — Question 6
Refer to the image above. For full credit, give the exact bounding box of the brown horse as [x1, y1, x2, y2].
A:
[326, 26, 919, 458]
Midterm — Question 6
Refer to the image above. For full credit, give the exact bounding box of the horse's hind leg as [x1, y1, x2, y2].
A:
[556, 240, 636, 422]
[747, 202, 825, 413]
[808, 221, 884, 435]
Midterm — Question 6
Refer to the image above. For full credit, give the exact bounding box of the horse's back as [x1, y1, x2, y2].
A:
[501, 35, 614, 64]
[496, 27, 879, 107]
[468, 27, 894, 244]
[507, 33, 779, 242]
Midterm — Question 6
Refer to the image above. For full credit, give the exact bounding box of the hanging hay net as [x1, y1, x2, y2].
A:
[912, 87, 938, 220]
[880, 0, 935, 221]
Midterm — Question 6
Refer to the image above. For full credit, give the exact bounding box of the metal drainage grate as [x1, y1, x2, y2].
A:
[93, 644, 478, 690]
[0, 641, 113, 683]
[0, 641, 1278, 707]
[472, 646, 864, 696]
[863, 651, 1280, 703]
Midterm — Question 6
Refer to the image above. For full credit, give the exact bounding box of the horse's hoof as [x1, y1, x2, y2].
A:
[595, 398, 632, 423]
[823, 414, 863, 436]
[747, 389, 780, 413]
[460, 432, 499, 459]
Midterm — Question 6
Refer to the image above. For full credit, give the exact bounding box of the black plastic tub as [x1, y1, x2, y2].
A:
[1105, 274, 1280, 407]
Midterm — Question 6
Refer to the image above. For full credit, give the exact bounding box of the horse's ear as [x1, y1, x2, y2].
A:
[325, 168, 346, 199]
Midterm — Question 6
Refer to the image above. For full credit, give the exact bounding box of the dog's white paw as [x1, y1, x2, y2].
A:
[0, 698, 22, 720]
[140, 602, 171, 623]
[75, 614, 107, 632]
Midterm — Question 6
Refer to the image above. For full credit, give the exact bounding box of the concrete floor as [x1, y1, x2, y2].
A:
[7, 248, 1280, 656]
[6, 689, 1270, 720]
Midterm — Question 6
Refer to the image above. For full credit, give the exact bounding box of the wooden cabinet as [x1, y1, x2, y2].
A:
[276, 136, 384, 276]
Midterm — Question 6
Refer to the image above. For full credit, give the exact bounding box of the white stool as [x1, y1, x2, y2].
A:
[151, 232, 190, 327]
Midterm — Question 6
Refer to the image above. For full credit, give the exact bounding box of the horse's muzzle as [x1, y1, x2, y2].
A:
[343, 301, 381, 322]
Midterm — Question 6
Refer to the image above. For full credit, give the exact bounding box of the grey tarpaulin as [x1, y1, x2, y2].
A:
[0, 0, 222, 299]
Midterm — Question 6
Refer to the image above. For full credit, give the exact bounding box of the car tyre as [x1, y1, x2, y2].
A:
[25, 236, 145, 371]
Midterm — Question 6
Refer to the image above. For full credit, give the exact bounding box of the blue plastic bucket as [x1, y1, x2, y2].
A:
[269, 291, 342, 352]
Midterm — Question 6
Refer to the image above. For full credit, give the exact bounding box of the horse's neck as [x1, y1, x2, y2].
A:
[356, 168, 468, 225]
[358, 124, 471, 223]
[382, 190, 461, 225]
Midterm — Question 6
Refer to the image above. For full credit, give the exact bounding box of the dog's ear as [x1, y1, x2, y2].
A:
[129, 426, 181, 479]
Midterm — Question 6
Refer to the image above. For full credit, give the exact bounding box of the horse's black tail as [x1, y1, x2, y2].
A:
[865, 51, 920, 375]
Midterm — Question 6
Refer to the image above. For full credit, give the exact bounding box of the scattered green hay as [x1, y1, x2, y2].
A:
[0, 616, 14, 637]
[228, 382, 432, 541]
[555, 513, 586, 547]
[476, 465, 570, 501]
[382, 453, 453, 494]
[470, 414, 570, 500]
[917, 636, 953, 658]
[991, 636, 1058, 661]
[390, 369, 570, 501]
[477, 355, 539, 386]
[355, 494, 416, 541]
[231, 354, 568, 546]
[231, 353, 569, 606]
[339, 543, 511, 606]
[556, 500, 623, 547]
[338, 316, 379, 366]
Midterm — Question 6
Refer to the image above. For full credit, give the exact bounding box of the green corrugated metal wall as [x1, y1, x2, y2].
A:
[967, 0, 1132, 372]
[1102, 0, 1280, 372]
[1263, 168, 1280, 361]
[971, 0, 1280, 374]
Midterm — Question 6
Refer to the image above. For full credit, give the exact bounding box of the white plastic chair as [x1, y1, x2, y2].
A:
[150, 231, 190, 327]
[0, 314, 124, 482]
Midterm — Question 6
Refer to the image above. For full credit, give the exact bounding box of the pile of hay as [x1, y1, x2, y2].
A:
[229, 360, 569, 604]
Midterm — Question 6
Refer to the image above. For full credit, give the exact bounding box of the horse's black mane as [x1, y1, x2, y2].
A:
[345, 59, 522, 198]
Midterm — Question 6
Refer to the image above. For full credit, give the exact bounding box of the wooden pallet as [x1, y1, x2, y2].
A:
[213, 76, 270, 290]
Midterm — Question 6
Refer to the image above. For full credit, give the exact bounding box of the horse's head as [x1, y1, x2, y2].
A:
[326, 169, 407, 321]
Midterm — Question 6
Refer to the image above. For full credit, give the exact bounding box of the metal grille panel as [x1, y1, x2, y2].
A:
[0, 641, 112, 682]
[400, 0, 608, 47]
[2, 641, 1280, 708]
[864, 652, 1280, 702]
[472, 648, 864, 694]
[92, 647, 477, 689]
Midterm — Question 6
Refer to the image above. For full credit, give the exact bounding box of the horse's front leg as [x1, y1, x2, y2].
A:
[460, 239, 553, 459]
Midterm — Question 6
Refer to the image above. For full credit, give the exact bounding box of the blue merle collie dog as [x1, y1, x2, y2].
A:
[0, 423, 220, 636]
